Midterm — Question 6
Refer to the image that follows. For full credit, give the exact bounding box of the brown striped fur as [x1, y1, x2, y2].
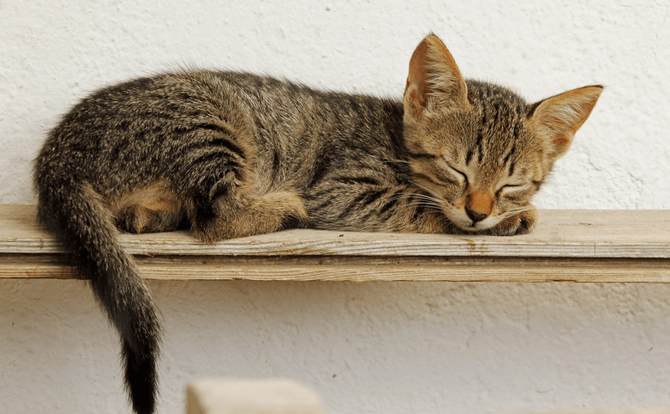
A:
[33, 34, 602, 414]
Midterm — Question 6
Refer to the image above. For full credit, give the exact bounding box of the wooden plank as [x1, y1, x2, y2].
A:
[1, 204, 669, 282]
[2, 205, 670, 258]
[2, 254, 670, 283]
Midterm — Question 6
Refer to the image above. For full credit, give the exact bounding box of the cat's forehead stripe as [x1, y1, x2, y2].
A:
[508, 161, 516, 177]
[475, 129, 485, 164]
[502, 146, 516, 166]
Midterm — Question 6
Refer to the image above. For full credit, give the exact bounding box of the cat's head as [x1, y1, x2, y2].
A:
[403, 34, 602, 234]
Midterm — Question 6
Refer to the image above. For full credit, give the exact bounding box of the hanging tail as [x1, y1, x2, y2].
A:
[35, 176, 161, 414]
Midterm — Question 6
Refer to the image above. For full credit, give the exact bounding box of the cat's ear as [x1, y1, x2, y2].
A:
[528, 85, 603, 159]
[404, 34, 470, 120]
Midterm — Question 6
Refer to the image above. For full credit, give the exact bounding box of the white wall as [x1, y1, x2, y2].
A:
[1, 1, 670, 413]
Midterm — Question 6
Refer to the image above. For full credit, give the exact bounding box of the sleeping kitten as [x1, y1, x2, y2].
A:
[34, 34, 602, 414]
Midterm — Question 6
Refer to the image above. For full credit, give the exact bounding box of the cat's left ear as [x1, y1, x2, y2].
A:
[404, 34, 470, 120]
[528, 85, 603, 159]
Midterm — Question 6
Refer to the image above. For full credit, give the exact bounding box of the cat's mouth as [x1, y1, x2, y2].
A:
[445, 208, 501, 233]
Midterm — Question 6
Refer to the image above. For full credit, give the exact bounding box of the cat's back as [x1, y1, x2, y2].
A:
[43, 70, 251, 150]
[36, 69, 405, 199]
[37, 70, 352, 169]
[36, 71, 258, 191]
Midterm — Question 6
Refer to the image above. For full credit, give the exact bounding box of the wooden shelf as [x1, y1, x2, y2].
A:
[1, 205, 669, 282]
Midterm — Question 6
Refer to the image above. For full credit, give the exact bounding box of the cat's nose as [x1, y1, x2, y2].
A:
[465, 191, 493, 224]
[465, 207, 489, 223]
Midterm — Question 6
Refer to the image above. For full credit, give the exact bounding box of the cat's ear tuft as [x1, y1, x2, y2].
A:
[528, 85, 603, 159]
[404, 35, 470, 120]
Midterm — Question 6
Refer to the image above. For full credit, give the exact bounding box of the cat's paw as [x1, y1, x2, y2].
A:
[258, 191, 310, 229]
[194, 190, 309, 243]
[488, 205, 538, 236]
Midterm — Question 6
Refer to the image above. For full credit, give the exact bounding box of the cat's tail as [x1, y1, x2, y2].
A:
[34, 175, 160, 414]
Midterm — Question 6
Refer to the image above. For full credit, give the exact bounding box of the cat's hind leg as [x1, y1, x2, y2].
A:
[110, 180, 186, 234]
[167, 114, 308, 242]
[191, 187, 309, 243]
[111, 179, 308, 241]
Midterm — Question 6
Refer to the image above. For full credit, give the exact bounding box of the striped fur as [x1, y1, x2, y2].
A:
[33, 34, 602, 414]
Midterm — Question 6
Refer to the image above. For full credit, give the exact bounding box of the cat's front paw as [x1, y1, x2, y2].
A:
[488, 206, 538, 236]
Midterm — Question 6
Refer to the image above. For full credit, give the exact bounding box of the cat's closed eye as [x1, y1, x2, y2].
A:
[443, 162, 468, 188]
[496, 183, 529, 200]
[499, 183, 526, 193]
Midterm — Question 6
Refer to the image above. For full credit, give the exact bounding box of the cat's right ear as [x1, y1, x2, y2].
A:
[527, 85, 603, 159]
[404, 34, 470, 120]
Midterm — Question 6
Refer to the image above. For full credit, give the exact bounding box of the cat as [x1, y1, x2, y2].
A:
[33, 34, 602, 414]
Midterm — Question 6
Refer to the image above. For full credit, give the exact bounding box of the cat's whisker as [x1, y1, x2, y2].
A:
[410, 195, 444, 207]
[408, 180, 443, 200]
[403, 197, 443, 206]
[408, 192, 443, 202]
[381, 157, 411, 165]
[402, 202, 443, 211]
[500, 206, 533, 220]
[386, 193, 443, 209]
[384, 183, 444, 206]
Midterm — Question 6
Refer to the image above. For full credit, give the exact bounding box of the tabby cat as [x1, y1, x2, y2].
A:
[34, 34, 602, 414]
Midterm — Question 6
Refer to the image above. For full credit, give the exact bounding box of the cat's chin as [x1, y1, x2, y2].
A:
[442, 210, 496, 233]
[446, 206, 538, 236]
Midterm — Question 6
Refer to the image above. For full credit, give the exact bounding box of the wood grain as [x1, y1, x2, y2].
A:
[1, 205, 669, 282]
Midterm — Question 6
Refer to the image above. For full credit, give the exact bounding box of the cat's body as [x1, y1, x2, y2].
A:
[34, 35, 602, 414]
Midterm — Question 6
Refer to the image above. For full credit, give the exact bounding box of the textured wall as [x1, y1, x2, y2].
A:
[1, 1, 670, 413]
